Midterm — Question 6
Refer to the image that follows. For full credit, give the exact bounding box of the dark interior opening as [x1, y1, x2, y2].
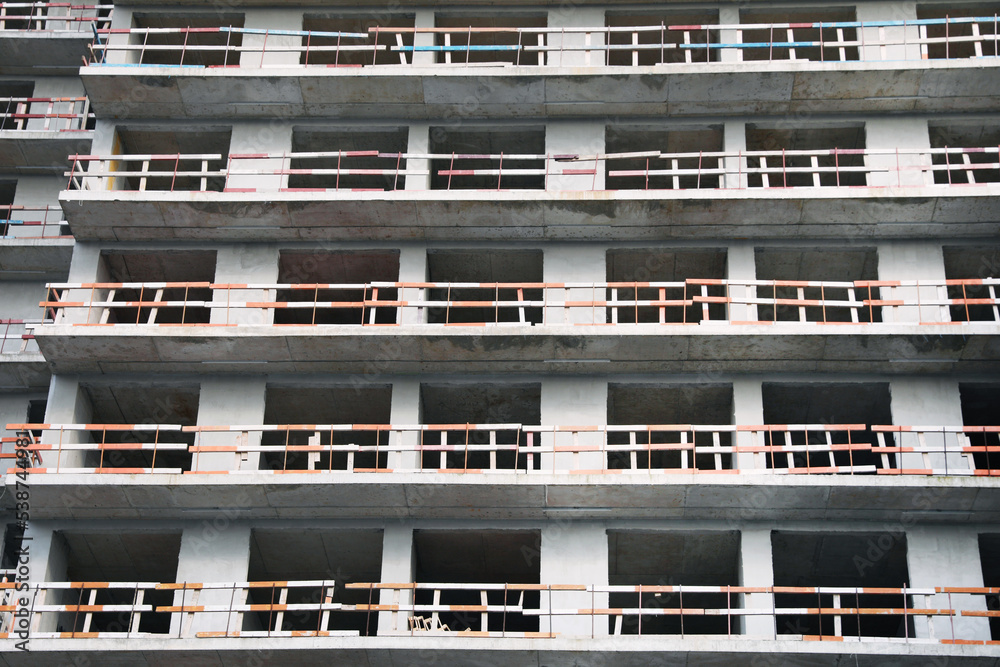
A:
[755, 246, 880, 322]
[260, 385, 393, 471]
[80, 383, 199, 472]
[607, 383, 734, 470]
[605, 125, 724, 191]
[54, 531, 181, 635]
[762, 382, 894, 471]
[413, 530, 540, 632]
[426, 249, 544, 324]
[274, 250, 400, 325]
[745, 124, 867, 187]
[608, 531, 740, 634]
[740, 7, 859, 61]
[429, 127, 545, 190]
[301, 15, 414, 66]
[917, 6, 998, 59]
[960, 383, 1000, 472]
[420, 383, 541, 471]
[247, 528, 383, 636]
[606, 248, 727, 323]
[943, 245, 1000, 321]
[772, 531, 913, 638]
[288, 126, 409, 191]
[131, 13, 245, 67]
[979, 534, 1000, 639]
[605, 11, 719, 65]
[98, 250, 216, 324]
[0, 82, 35, 130]
[433, 14, 547, 66]
[929, 124, 1000, 185]
[115, 127, 231, 192]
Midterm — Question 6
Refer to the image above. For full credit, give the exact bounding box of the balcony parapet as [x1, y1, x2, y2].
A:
[58, 149, 1000, 241]
[2, 578, 996, 648]
[0, 4, 112, 74]
[8, 422, 999, 477]
[78, 18, 1000, 118]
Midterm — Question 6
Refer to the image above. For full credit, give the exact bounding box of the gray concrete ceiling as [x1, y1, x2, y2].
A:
[606, 127, 723, 154]
[414, 529, 539, 582]
[427, 250, 543, 283]
[292, 128, 408, 155]
[943, 246, 1000, 279]
[101, 250, 217, 283]
[755, 247, 879, 282]
[117, 127, 232, 156]
[606, 249, 727, 282]
[608, 383, 733, 424]
[771, 532, 908, 587]
[278, 251, 400, 284]
[263, 385, 393, 424]
[420, 382, 540, 423]
[762, 382, 892, 425]
[608, 530, 740, 585]
[81, 383, 200, 425]
[746, 124, 866, 151]
[61, 531, 182, 581]
[249, 528, 383, 582]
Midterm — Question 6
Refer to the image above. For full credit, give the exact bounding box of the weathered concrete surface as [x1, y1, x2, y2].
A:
[80, 60, 1000, 119]
[0, 131, 94, 173]
[0, 239, 74, 279]
[2, 636, 998, 666]
[0, 353, 50, 391]
[58, 187, 1000, 242]
[0, 33, 93, 76]
[13, 472, 999, 522]
[30, 323, 1000, 375]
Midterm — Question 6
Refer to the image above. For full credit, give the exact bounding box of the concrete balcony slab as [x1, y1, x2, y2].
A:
[0, 238, 73, 278]
[30, 323, 1000, 375]
[58, 186, 1000, 242]
[4, 629, 1000, 667]
[0, 130, 93, 173]
[11, 470, 999, 523]
[0, 32, 93, 76]
[79, 59, 1000, 119]
[0, 351, 50, 391]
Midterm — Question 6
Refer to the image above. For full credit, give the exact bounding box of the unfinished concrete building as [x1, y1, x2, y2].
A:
[1, 0, 999, 664]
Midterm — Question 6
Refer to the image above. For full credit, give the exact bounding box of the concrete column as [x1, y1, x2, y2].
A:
[865, 117, 931, 188]
[193, 378, 267, 471]
[856, 2, 921, 62]
[546, 8, 605, 67]
[546, 121, 604, 191]
[726, 241, 757, 321]
[718, 6, 741, 63]
[25, 78, 87, 131]
[889, 378, 966, 471]
[397, 245, 427, 325]
[877, 241, 949, 323]
[739, 528, 775, 637]
[210, 245, 280, 326]
[57, 242, 109, 325]
[10, 176, 65, 238]
[723, 121, 747, 189]
[390, 379, 420, 470]
[906, 526, 990, 641]
[544, 245, 606, 325]
[101, 6, 134, 65]
[0, 394, 30, 451]
[540, 523, 608, 637]
[540, 378, 607, 472]
[226, 122, 292, 193]
[405, 123, 431, 191]
[239, 10, 305, 67]
[411, 11, 436, 66]
[378, 525, 415, 634]
[172, 524, 252, 635]
[41, 375, 91, 469]
[732, 377, 765, 471]
[25, 523, 67, 633]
